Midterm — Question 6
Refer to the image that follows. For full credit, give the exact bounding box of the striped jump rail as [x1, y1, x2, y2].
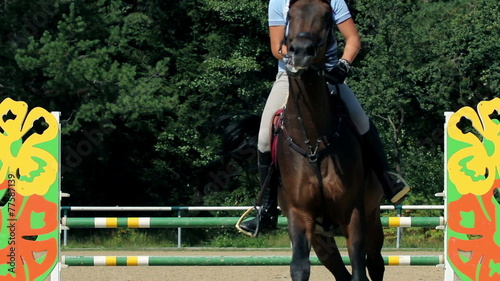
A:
[62, 255, 444, 266]
[61, 216, 444, 228]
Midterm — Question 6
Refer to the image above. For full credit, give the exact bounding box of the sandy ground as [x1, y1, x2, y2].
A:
[59, 249, 456, 281]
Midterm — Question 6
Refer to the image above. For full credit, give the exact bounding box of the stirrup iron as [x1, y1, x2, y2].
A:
[388, 172, 411, 204]
[235, 207, 257, 237]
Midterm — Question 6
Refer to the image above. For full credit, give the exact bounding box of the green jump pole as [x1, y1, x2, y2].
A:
[62, 216, 444, 229]
[62, 255, 443, 266]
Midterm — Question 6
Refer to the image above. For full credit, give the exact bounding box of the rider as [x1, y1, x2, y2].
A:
[238, 0, 410, 237]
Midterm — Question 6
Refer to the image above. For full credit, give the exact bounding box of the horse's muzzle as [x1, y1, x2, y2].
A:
[287, 34, 317, 73]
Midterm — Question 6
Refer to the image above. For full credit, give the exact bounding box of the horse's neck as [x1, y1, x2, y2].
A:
[286, 72, 333, 140]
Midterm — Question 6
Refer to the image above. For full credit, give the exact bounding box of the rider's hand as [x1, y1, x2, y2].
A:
[325, 59, 351, 84]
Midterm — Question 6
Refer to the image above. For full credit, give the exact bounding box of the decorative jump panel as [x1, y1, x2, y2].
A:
[0, 98, 60, 280]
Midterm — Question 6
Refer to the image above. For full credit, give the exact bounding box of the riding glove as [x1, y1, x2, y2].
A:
[325, 59, 351, 84]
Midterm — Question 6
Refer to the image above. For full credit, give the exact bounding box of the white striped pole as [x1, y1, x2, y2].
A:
[62, 255, 444, 267]
[61, 216, 445, 229]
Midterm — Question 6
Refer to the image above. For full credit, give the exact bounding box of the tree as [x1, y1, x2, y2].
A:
[10, 0, 181, 205]
[350, 0, 500, 204]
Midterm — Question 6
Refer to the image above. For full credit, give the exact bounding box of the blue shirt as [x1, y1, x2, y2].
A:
[268, 0, 352, 72]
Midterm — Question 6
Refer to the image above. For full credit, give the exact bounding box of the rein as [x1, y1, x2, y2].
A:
[280, 77, 343, 231]
[280, 77, 342, 232]
[278, 0, 339, 229]
[279, 0, 338, 179]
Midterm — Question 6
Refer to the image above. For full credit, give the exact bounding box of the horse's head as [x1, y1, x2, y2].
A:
[284, 0, 333, 75]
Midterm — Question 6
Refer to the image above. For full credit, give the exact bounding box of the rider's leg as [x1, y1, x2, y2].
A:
[239, 72, 288, 237]
[329, 83, 410, 205]
[238, 151, 279, 236]
[328, 83, 370, 135]
[257, 72, 289, 153]
[361, 120, 410, 205]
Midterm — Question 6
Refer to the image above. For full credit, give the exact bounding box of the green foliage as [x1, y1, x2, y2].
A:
[349, 0, 500, 202]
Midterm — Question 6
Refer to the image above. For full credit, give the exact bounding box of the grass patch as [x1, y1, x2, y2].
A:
[62, 227, 444, 250]
[64, 229, 179, 249]
[207, 229, 291, 248]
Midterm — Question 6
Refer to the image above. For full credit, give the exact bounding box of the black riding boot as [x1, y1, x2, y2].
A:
[361, 121, 410, 205]
[238, 151, 279, 237]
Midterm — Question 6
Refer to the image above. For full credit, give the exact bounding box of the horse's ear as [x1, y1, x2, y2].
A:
[322, 0, 333, 10]
[290, 0, 299, 7]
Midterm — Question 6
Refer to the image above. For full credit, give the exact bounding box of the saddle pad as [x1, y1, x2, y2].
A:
[271, 108, 284, 165]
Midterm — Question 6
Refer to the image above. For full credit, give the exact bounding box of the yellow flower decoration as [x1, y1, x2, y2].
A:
[0, 98, 59, 196]
[447, 98, 500, 195]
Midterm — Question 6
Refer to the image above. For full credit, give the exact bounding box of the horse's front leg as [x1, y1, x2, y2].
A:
[365, 212, 384, 281]
[312, 233, 351, 280]
[344, 206, 369, 281]
[287, 210, 314, 281]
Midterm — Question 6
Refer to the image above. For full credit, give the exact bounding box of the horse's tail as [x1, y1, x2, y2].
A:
[222, 114, 261, 156]
[194, 114, 261, 196]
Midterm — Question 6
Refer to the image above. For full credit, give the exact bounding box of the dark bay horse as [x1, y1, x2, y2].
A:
[276, 0, 384, 280]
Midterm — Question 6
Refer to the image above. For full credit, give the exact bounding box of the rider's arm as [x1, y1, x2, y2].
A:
[336, 18, 361, 63]
[269, 25, 287, 61]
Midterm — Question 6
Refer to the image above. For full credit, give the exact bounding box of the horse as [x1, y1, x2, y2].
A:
[274, 0, 384, 280]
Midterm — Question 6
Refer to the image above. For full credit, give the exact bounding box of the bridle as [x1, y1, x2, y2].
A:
[278, 0, 335, 73]
[278, 1, 341, 218]
[279, 0, 338, 162]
